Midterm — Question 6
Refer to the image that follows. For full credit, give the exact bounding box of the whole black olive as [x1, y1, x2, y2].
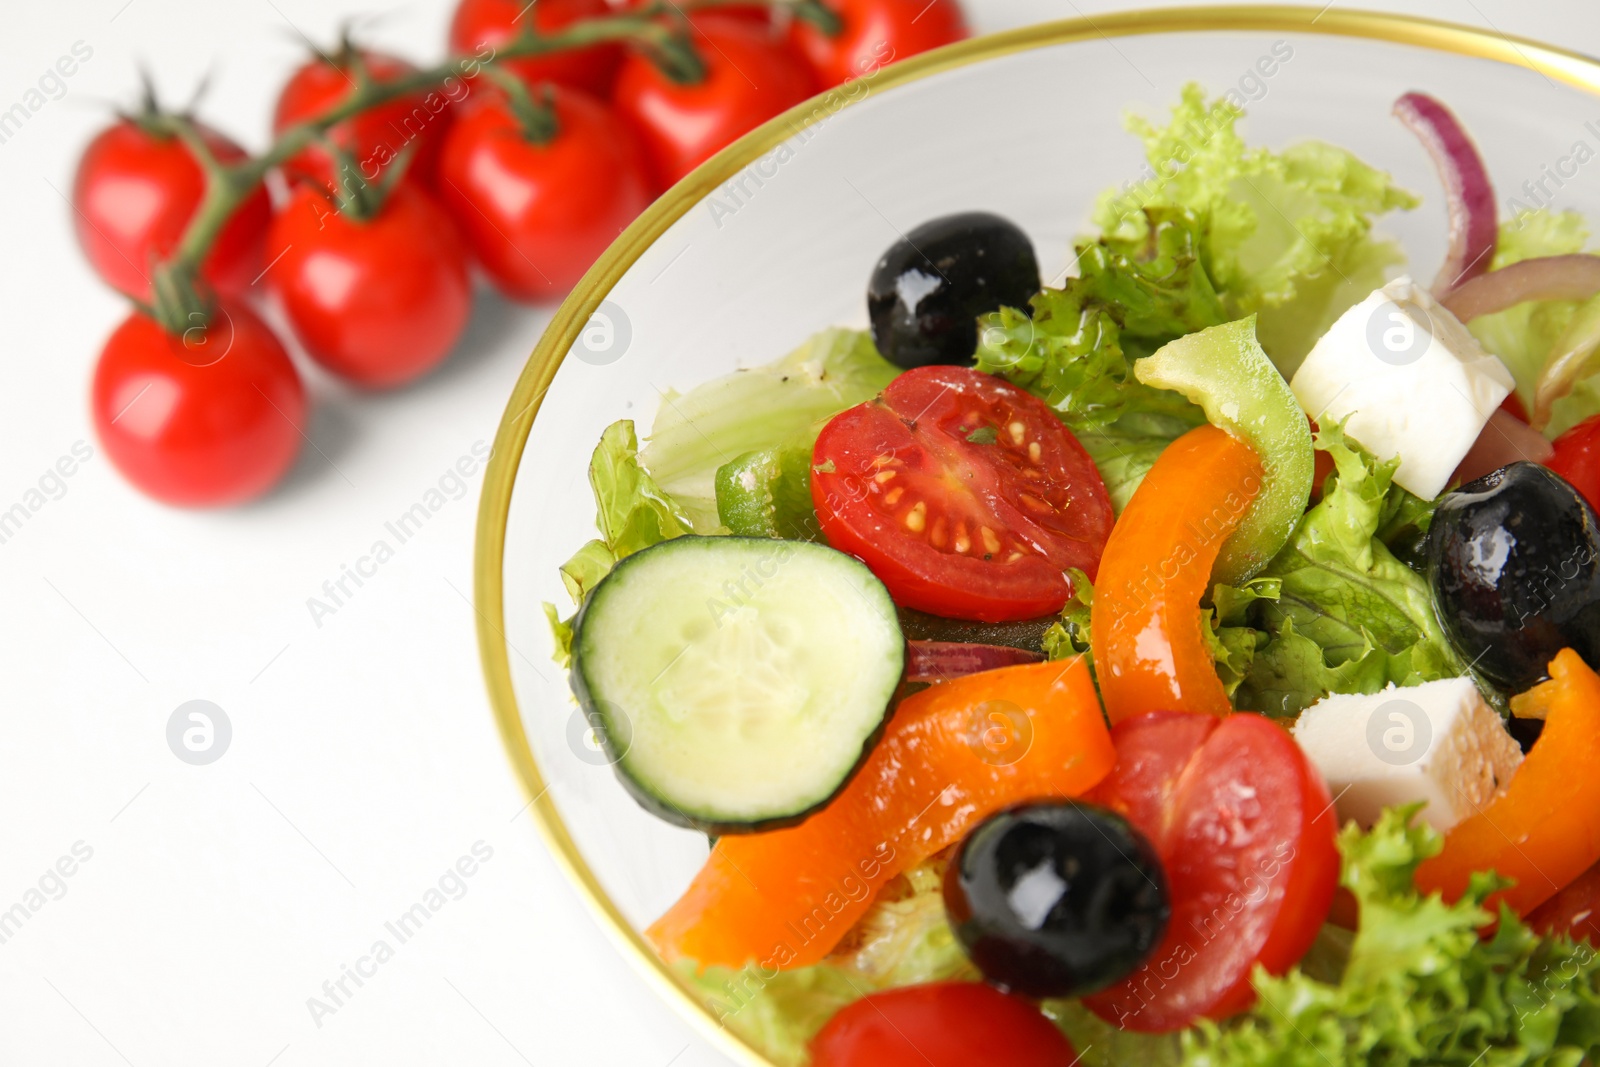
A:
[943, 801, 1169, 999]
[1427, 462, 1600, 692]
[867, 212, 1040, 369]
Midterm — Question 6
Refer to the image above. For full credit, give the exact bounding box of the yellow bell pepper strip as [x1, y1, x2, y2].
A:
[647, 657, 1114, 970]
[1090, 424, 1264, 724]
[1415, 649, 1600, 917]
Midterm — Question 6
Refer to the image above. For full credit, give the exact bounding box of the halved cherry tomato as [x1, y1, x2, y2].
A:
[787, 0, 967, 88]
[1528, 856, 1600, 944]
[449, 0, 623, 98]
[810, 983, 1078, 1067]
[612, 16, 815, 189]
[1090, 424, 1263, 723]
[648, 657, 1114, 969]
[1415, 648, 1600, 919]
[267, 183, 472, 388]
[73, 119, 271, 300]
[273, 48, 453, 195]
[1547, 414, 1600, 512]
[92, 302, 306, 506]
[436, 87, 651, 300]
[1083, 711, 1339, 1032]
[812, 366, 1114, 622]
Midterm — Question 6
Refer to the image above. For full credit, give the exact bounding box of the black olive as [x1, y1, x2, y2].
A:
[1427, 462, 1600, 692]
[867, 212, 1040, 369]
[943, 801, 1169, 999]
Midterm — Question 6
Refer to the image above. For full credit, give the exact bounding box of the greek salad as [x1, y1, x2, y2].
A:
[544, 86, 1600, 1067]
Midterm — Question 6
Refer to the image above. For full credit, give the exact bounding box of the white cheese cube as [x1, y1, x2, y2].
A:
[1291, 677, 1522, 834]
[1290, 276, 1515, 500]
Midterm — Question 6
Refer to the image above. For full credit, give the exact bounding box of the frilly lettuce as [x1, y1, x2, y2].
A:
[1095, 84, 1416, 374]
[544, 419, 695, 664]
[1468, 209, 1600, 436]
[676, 859, 976, 1067]
[1182, 808, 1600, 1067]
[1216, 423, 1465, 716]
[974, 209, 1217, 509]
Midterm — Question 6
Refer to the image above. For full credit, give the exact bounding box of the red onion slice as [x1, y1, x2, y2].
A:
[905, 640, 1044, 683]
[1452, 409, 1555, 485]
[1442, 254, 1600, 322]
[1394, 92, 1498, 295]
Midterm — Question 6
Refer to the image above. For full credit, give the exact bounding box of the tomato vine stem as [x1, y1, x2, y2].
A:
[145, 0, 838, 334]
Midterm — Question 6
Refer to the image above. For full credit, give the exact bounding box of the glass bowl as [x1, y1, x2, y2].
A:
[474, 8, 1600, 1064]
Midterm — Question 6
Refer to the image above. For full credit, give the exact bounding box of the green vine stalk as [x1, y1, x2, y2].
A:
[141, 0, 840, 334]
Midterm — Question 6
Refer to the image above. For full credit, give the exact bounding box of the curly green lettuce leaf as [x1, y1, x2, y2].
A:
[1468, 209, 1600, 436]
[1095, 84, 1416, 374]
[1183, 808, 1600, 1067]
[544, 419, 695, 665]
[676, 860, 976, 1067]
[1217, 424, 1464, 715]
[1042, 568, 1095, 664]
[640, 328, 897, 531]
[975, 210, 1217, 508]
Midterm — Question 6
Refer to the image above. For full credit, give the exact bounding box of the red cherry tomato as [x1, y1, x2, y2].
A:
[437, 88, 650, 300]
[72, 119, 271, 300]
[92, 302, 306, 506]
[449, 0, 622, 98]
[1547, 415, 1600, 511]
[267, 183, 472, 388]
[811, 365, 1114, 622]
[810, 983, 1078, 1067]
[1082, 712, 1339, 1032]
[273, 49, 454, 195]
[1528, 855, 1600, 945]
[787, 0, 967, 88]
[612, 16, 815, 189]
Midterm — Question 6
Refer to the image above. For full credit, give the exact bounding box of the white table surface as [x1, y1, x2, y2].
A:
[2, 1, 1596, 1064]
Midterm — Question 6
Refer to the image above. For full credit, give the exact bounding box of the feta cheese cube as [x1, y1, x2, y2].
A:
[1291, 677, 1522, 834]
[1290, 276, 1515, 500]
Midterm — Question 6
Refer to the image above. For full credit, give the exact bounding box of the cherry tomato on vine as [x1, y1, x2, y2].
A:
[811, 365, 1114, 622]
[449, 0, 622, 98]
[267, 183, 472, 388]
[438, 87, 650, 300]
[72, 119, 271, 300]
[809, 983, 1079, 1067]
[1547, 415, 1600, 512]
[787, 0, 967, 88]
[273, 48, 454, 195]
[612, 16, 816, 189]
[93, 302, 306, 506]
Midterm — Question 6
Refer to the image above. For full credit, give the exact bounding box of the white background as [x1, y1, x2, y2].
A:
[1, 1, 1596, 1065]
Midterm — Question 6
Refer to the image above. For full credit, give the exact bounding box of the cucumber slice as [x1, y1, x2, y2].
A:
[570, 536, 905, 833]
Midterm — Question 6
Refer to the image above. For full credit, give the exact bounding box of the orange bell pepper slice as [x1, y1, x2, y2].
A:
[1090, 424, 1264, 724]
[647, 657, 1115, 970]
[1415, 649, 1600, 917]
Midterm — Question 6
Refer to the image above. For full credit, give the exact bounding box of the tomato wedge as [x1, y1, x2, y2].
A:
[647, 658, 1114, 969]
[1528, 856, 1600, 944]
[1083, 711, 1339, 1032]
[812, 366, 1113, 622]
[810, 983, 1078, 1067]
[1090, 424, 1264, 723]
[1415, 648, 1600, 919]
